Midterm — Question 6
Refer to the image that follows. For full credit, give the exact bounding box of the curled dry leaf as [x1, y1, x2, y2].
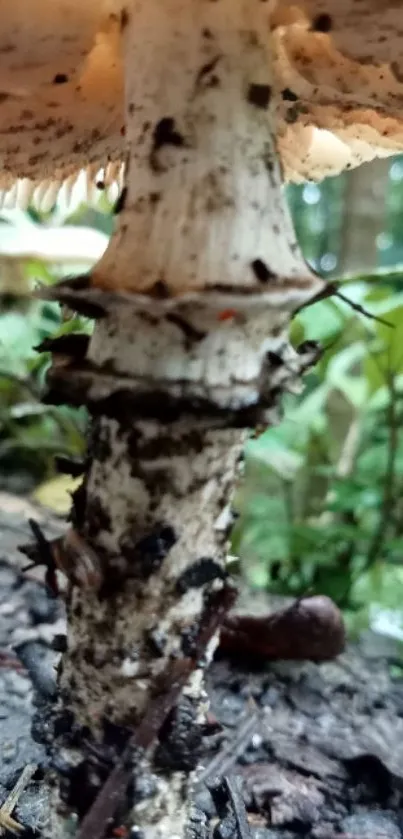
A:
[219, 595, 346, 662]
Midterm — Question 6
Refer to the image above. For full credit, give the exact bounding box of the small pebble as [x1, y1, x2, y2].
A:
[251, 733, 263, 749]
[311, 824, 338, 839]
[0, 602, 18, 616]
[214, 815, 236, 839]
[2, 741, 17, 762]
[187, 807, 208, 839]
[240, 680, 263, 699]
[251, 831, 295, 839]
[25, 582, 59, 625]
[15, 641, 58, 699]
[260, 687, 280, 708]
[4, 670, 31, 697]
[194, 787, 215, 818]
[132, 772, 158, 802]
[340, 812, 401, 839]
[218, 693, 244, 726]
[0, 566, 19, 591]
[16, 784, 50, 834]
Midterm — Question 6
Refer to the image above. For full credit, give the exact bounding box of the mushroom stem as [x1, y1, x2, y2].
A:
[93, 0, 313, 295]
[39, 1, 323, 836]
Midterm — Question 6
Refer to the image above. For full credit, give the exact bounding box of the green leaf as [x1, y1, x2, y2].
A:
[295, 299, 345, 341]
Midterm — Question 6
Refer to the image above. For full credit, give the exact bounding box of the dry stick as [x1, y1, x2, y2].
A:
[224, 775, 252, 839]
[198, 706, 260, 785]
[0, 764, 37, 836]
[75, 582, 237, 839]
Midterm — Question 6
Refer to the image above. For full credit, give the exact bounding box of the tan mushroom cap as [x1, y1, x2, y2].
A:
[0, 0, 403, 199]
[271, 0, 403, 181]
[0, 0, 124, 190]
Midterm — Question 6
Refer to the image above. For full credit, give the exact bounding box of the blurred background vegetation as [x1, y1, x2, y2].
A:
[2, 158, 403, 639]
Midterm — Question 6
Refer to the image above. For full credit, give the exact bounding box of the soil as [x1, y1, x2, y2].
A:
[1, 493, 403, 838]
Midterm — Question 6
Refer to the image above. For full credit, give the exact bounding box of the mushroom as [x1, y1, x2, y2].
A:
[270, 1, 403, 181]
[1, 2, 400, 837]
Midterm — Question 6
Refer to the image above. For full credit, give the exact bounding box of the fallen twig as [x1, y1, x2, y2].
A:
[198, 705, 260, 785]
[207, 774, 252, 839]
[75, 582, 237, 839]
[0, 763, 36, 836]
[224, 775, 252, 839]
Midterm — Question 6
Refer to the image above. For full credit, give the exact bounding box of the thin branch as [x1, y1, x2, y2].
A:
[294, 281, 394, 328]
[335, 291, 393, 328]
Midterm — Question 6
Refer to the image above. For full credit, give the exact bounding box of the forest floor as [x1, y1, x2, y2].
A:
[1, 494, 403, 839]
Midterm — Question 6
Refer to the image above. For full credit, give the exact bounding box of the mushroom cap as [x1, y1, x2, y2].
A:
[271, 0, 403, 181]
[0, 0, 403, 201]
[0, 1, 124, 192]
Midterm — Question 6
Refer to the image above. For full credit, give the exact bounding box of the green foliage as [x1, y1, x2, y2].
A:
[0, 299, 90, 490]
[232, 280, 403, 631]
[3, 165, 403, 638]
[0, 198, 111, 491]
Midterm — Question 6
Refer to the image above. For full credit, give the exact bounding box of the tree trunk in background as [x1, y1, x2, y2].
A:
[36, 1, 324, 836]
[338, 158, 390, 277]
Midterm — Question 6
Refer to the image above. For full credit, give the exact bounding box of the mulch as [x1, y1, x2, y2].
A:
[1, 494, 403, 839]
